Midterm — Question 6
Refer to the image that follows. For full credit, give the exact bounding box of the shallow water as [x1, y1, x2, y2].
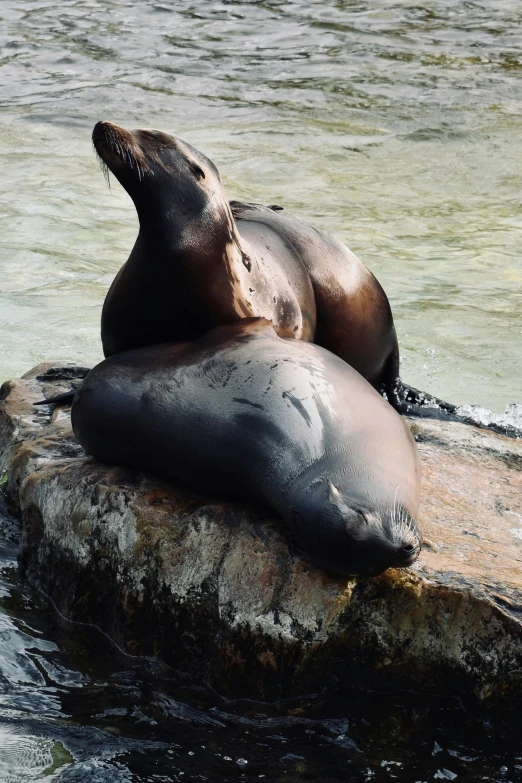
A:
[1, 1, 522, 780]
[0, 0, 521, 409]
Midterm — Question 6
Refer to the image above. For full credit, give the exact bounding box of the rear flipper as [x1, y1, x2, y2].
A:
[34, 385, 81, 408]
[386, 380, 521, 438]
[384, 379, 458, 419]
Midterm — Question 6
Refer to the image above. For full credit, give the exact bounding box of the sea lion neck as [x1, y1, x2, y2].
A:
[134, 191, 247, 262]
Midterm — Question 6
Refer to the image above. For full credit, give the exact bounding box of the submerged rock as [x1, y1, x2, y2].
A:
[1, 363, 522, 713]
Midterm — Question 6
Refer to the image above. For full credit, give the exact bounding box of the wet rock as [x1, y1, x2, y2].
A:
[1, 364, 522, 713]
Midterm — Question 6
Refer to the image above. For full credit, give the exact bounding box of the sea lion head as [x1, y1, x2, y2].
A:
[92, 121, 228, 231]
[285, 475, 422, 578]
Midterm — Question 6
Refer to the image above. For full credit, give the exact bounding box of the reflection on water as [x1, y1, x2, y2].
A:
[1, 492, 522, 781]
[0, 0, 521, 408]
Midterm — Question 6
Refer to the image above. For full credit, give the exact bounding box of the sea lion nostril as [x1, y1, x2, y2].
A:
[401, 543, 417, 554]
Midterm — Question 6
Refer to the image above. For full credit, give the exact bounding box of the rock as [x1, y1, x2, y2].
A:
[1, 364, 522, 715]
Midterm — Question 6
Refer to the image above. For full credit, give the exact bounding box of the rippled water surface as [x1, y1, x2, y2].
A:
[1, 1, 522, 780]
[0, 0, 521, 408]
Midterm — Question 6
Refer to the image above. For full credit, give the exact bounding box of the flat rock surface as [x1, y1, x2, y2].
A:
[1, 363, 521, 711]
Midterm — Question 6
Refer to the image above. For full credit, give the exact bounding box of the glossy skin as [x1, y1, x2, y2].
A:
[95, 122, 397, 395]
[232, 202, 398, 390]
[95, 122, 315, 358]
[71, 319, 422, 578]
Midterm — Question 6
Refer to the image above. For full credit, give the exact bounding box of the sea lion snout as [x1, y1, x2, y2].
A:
[92, 120, 135, 153]
[92, 119, 116, 143]
[284, 477, 422, 578]
[388, 505, 423, 567]
[396, 539, 422, 567]
[340, 527, 422, 577]
[92, 120, 149, 183]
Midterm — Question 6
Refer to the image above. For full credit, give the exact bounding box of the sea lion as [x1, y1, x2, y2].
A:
[94, 121, 315, 358]
[230, 203, 458, 414]
[71, 319, 422, 577]
[231, 200, 398, 392]
[94, 121, 398, 398]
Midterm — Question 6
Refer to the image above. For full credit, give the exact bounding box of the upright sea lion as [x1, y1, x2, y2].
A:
[94, 122, 315, 358]
[71, 319, 422, 577]
[94, 121, 401, 401]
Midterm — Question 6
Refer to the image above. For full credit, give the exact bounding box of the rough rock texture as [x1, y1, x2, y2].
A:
[1, 364, 522, 714]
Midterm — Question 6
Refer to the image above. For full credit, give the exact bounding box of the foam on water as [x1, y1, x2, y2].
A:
[456, 402, 522, 436]
[0, 726, 60, 782]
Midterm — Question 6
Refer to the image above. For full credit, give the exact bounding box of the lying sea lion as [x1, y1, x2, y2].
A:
[71, 319, 422, 577]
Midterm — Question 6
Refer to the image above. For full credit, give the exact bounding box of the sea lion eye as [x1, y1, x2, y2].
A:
[192, 164, 205, 180]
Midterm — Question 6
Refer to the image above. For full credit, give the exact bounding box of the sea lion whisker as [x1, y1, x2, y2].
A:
[392, 484, 400, 528]
[106, 127, 116, 152]
[110, 129, 126, 164]
[92, 137, 110, 188]
[116, 138, 126, 162]
[125, 143, 147, 180]
[388, 505, 420, 549]
[96, 155, 111, 189]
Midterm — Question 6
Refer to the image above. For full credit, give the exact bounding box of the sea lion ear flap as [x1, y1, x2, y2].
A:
[327, 479, 351, 516]
[327, 479, 342, 507]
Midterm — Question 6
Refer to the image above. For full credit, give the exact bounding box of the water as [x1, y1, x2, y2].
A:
[1, 1, 522, 779]
[0, 0, 521, 409]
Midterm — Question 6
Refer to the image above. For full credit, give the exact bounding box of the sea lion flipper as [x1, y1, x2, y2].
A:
[33, 388, 78, 407]
[229, 200, 284, 219]
[389, 380, 457, 418]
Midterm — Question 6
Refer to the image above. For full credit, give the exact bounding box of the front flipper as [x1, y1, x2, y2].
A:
[230, 200, 284, 219]
[34, 385, 81, 408]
